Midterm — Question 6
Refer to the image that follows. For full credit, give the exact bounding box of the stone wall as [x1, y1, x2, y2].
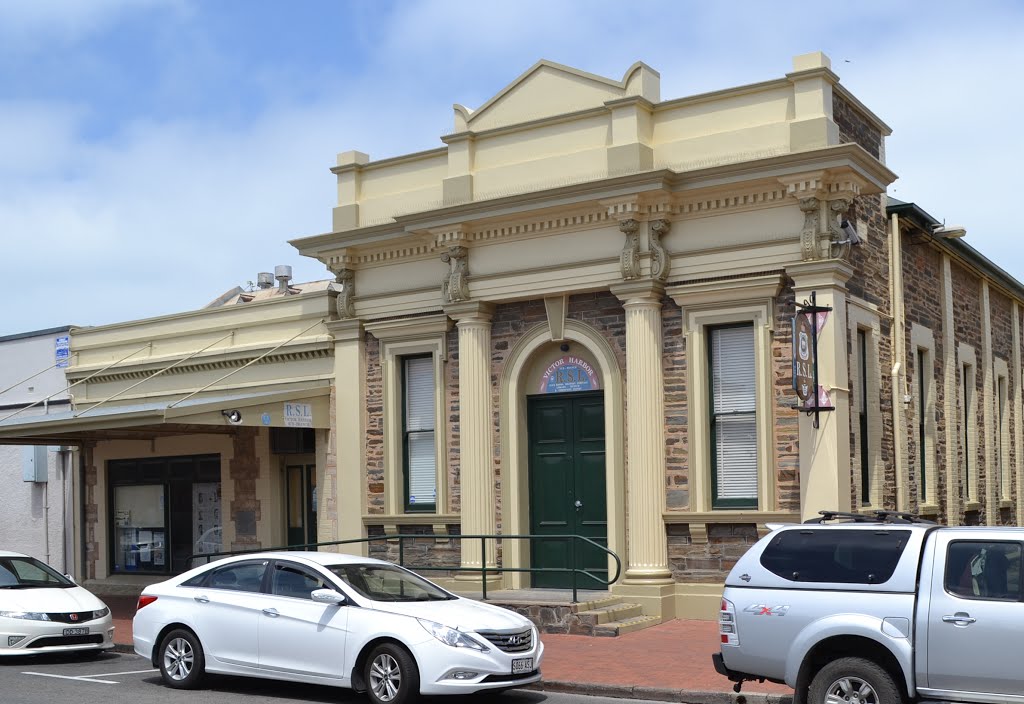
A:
[229, 428, 261, 548]
[667, 523, 760, 584]
[773, 281, 801, 511]
[951, 261, 985, 524]
[366, 523, 462, 577]
[662, 298, 687, 510]
[833, 93, 882, 159]
[365, 333, 384, 514]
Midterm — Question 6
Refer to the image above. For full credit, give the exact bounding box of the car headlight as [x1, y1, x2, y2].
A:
[93, 607, 110, 619]
[417, 619, 489, 652]
[0, 611, 51, 621]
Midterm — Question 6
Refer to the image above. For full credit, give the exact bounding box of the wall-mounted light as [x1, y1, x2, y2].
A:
[222, 409, 243, 425]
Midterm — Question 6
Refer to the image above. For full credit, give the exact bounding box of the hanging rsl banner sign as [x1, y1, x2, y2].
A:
[792, 294, 833, 424]
[539, 356, 600, 393]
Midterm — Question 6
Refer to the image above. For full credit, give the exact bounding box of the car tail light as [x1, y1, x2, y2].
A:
[136, 595, 158, 610]
[719, 597, 739, 646]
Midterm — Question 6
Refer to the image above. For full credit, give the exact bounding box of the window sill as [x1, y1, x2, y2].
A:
[999, 500, 1014, 510]
[663, 511, 800, 545]
[964, 502, 983, 513]
[361, 513, 459, 526]
[918, 503, 940, 517]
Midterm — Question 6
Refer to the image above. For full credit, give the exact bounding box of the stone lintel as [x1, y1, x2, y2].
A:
[326, 318, 364, 342]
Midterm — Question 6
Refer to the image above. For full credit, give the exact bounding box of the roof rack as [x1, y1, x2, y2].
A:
[804, 510, 936, 525]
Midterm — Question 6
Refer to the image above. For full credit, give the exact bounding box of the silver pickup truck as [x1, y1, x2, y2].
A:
[713, 511, 1024, 704]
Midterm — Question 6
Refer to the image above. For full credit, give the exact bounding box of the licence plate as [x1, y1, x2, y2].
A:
[511, 657, 533, 674]
[63, 628, 89, 636]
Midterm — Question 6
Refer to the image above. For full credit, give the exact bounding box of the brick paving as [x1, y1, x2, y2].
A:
[108, 596, 791, 699]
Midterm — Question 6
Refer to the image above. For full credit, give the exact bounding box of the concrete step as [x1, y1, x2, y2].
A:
[593, 614, 662, 637]
[576, 601, 643, 625]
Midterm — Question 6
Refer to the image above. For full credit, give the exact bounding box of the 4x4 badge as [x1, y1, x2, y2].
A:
[744, 604, 790, 616]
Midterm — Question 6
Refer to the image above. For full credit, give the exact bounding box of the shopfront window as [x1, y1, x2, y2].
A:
[108, 455, 221, 574]
[113, 484, 167, 572]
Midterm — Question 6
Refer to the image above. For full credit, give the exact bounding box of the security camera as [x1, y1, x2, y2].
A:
[222, 409, 243, 424]
[839, 219, 861, 246]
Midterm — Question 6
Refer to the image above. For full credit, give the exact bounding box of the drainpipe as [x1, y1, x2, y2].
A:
[889, 211, 908, 511]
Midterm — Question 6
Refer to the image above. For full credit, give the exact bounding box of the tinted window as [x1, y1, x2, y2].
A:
[945, 541, 1022, 600]
[760, 529, 911, 584]
[0, 557, 73, 589]
[270, 563, 329, 600]
[204, 562, 267, 592]
[328, 563, 454, 602]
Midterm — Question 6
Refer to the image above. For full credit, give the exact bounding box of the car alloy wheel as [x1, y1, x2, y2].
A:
[158, 628, 206, 690]
[364, 643, 418, 704]
[164, 637, 194, 681]
[370, 652, 401, 701]
[822, 675, 879, 704]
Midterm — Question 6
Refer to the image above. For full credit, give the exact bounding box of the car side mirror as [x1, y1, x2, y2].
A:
[64, 574, 76, 585]
[311, 588, 346, 606]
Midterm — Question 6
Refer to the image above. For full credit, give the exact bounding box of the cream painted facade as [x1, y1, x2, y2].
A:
[291, 52, 898, 620]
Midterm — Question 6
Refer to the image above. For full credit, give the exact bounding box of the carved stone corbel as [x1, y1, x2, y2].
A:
[619, 218, 641, 280]
[334, 268, 356, 319]
[798, 197, 820, 261]
[649, 218, 671, 283]
[441, 245, 470, 304]
[827, 198, 853, 260]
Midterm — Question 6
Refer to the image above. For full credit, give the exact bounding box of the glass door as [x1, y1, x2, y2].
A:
[286, 464, 317, 547]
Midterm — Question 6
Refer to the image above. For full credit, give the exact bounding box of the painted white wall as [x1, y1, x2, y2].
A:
[0, 328, 74, 572]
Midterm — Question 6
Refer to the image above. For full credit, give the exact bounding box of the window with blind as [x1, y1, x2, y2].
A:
[709, 324, 758, 509]
[402, 355, 436, 512]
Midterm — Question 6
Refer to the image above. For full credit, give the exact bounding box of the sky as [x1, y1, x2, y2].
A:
[1, 0, 1022, 335]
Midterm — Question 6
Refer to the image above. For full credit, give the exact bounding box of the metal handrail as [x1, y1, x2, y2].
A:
[187, 532, 622, 604]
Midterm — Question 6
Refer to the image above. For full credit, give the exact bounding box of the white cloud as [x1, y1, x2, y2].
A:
[0, 0, 183, 52]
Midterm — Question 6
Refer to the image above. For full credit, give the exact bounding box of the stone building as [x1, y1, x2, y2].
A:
[1, 52, 1022, 623]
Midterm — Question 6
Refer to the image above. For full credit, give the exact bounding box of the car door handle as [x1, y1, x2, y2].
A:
[941, 612, 977, 625]
[262, 608, 279, 618]
[194, 595, 210, 604]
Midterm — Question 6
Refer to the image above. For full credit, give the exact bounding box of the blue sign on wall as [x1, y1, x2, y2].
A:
[538, 356, 600, 394]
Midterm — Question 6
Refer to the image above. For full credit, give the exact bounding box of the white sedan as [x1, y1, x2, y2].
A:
[133, 551, 543, 704]
[0, 550, 115, 656]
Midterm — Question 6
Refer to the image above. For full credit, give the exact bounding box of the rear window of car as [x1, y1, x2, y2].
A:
[760, 529, 911, 584]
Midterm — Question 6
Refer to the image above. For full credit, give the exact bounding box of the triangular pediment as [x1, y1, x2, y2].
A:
[453, 60, 660, 133]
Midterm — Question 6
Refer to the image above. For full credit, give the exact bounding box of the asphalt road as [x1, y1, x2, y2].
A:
[0, 651, 664, 704]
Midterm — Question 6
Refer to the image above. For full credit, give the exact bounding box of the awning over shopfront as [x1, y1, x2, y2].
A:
[0, 384, 331, 445]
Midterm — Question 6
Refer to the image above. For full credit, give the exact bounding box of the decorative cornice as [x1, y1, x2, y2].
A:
[667, 272, 785, 308]
[67, 346, 334, 386]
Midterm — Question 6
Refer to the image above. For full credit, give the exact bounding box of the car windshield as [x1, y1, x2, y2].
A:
[327, 563, 456, 602]
[0, 557, 74, 589]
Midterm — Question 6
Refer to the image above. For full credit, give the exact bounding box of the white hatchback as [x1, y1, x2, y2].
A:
[133, 551, 543, 704]
[0, 550, 115, 656]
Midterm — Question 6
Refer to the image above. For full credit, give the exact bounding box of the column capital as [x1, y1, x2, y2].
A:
[610, 280, 664, 306]
[326, 318, 364, 342]
[787, 260, 854, 293]
[445, 300, 495, 324]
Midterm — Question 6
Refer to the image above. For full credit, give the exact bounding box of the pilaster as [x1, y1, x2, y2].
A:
[327, 318, 368, 554]
[445, 301, 497, 573]
[1014, 301, 1023, 526]
[609, 280, 672, 584]
[788, 260, 853, 521]
[982, 281, 995, 524]
[331, 151, 369, 231]
[941, 255, 959, 525]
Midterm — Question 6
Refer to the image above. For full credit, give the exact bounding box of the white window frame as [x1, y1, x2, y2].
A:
[849, 301, 882, 510]
[911, 324, 937, 511]
[959, 343, 979, 507]
[995, 358, 1011, 503]
[366, 316, 450, 516]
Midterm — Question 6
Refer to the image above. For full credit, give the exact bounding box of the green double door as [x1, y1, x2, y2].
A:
[528, 392, 608, 589]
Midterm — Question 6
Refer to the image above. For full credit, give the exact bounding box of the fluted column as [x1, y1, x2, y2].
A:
[611, 281, 673, 583]
[446, 301, 497, 573]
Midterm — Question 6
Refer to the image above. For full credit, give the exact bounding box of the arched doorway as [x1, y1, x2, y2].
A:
[499, 321, 625, 591]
